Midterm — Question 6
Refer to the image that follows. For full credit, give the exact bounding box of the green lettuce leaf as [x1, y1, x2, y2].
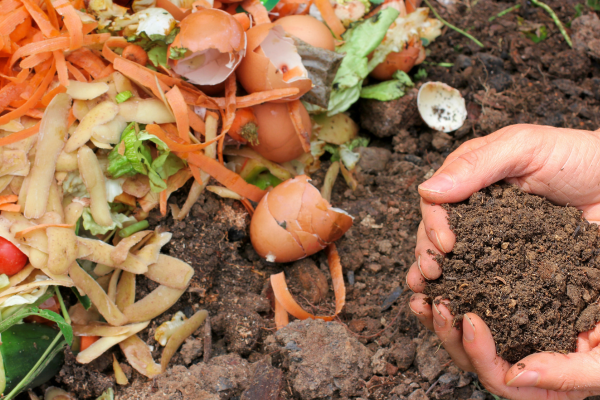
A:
[247, 172, 282, 190]
[169, 46, 189, 60]
[108, 125, 185, 193]
[360, 70, 414, 101]
[148, 45, 169, 69]
[125, 29, 181, 69]
[82, 208, 137, 236]
[328, 7, 399, 116]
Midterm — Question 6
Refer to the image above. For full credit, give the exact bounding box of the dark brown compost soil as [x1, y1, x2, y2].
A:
[425, 184, 600, 363]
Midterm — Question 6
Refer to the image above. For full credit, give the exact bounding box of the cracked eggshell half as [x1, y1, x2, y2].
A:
[237, 24, 312, 101]
[169, 9, 246, 86]
[250, 175, 353, 263]
[417, 81, 467, 132]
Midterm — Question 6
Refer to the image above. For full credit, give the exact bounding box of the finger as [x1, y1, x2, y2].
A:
[406, 261, 427, 293]
[409, 293, 434, 332]
[577, 203, 600, 226]
[420, 199, 455, 254]
[461, 313, 564, 400]
[505, 350, 600, 393]
[415, 220, 443, 279]
[432, 300, 474, 372]
[434, 135, 493, 175]
[418, 124, 544, 204]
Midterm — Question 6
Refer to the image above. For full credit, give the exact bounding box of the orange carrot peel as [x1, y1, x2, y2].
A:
[270, 243, 345, 327]
[15, 223, 75, 238]
[187, 152, 266, 203]
[288, 100, 310, 152]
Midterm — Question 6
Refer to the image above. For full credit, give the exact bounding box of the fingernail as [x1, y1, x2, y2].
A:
[419, 173, 455, 194]
[506, 371, 540, 388]
[406, 273, 414, 293]
[417, 255, 429, 280]
[430, 229, 447, 253]
[408, 300, 422, 315]
[463, 314, 475, 342]
[432, 303, 446, 328]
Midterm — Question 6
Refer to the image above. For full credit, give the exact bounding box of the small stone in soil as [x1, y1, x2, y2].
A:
[265, 319, 372, 399]
[240, 361, 284, 400]
[415, 333, 451, 381]
[390, 336, 416, 371]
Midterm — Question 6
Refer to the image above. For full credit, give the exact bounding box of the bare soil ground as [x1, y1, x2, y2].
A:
[47, 0, 600, 399]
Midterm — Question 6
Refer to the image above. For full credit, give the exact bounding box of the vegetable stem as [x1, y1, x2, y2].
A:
[54, 286, 71, 325]
[488, 4, 520, 22]
[422, 0, 484, 48]
[529, 0, 572, 48]
[4, 333, 63, 400]
[118, 220, 149, 238]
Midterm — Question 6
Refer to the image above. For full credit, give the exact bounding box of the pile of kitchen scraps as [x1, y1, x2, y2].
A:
[0, 0, 446, 396]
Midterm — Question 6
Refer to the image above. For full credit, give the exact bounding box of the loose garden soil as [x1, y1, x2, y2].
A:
[425, 183, 600, 364]
[46, 0, 600, 399]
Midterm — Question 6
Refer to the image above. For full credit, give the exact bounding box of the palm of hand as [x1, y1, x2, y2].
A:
[407, 125, 600, 400]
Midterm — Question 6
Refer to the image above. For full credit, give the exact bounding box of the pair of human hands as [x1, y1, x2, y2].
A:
[408, 124, 600, 400]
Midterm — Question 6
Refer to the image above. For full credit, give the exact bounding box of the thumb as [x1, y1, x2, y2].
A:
[418, 125, 543, 204]
[505, 350, 600, 392]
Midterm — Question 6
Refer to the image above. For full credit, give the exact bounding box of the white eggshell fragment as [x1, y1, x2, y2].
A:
[417, 81, 467, 133]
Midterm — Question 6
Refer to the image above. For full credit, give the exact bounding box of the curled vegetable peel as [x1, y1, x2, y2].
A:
[270, 243, 345, 326]
[250, 175, 353, 263]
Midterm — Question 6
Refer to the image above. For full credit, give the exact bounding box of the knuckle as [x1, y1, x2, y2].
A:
[457, 151, 480, 170]
[554, 376, 577, 392]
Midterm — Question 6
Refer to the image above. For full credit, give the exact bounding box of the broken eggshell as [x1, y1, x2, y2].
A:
[250, 175, 353, 263]
[417, 81, 467, 133]
[237, 24, 312, 101]
[169, 9, 246, 86]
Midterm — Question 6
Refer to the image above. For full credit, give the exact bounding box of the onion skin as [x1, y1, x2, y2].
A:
[250, 175, 353, 263]
[370, 39, 425, 81]
[249, 102, 309, 163]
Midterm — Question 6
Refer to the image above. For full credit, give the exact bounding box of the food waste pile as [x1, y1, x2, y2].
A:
[0, 0, 447, 397]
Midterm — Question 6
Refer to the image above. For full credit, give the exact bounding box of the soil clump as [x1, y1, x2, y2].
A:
[426, 183, 600, 363]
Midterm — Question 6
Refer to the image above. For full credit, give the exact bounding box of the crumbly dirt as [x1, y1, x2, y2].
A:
[425, 184, 600, 363]
[51, 1, 600, 399]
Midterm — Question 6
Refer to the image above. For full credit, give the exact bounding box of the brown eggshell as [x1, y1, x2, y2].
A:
[173, 9, 245, 54]
[265, 176, 305, 223]
[249, 102, 309, 163]
[250, 175, 353, 263]
[250, 192, 306, 262]
[236, 24, 312, 101]
[370, 42, 423, 81]
[298, 182, 353, 242]
[274, 15, 335, 51]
